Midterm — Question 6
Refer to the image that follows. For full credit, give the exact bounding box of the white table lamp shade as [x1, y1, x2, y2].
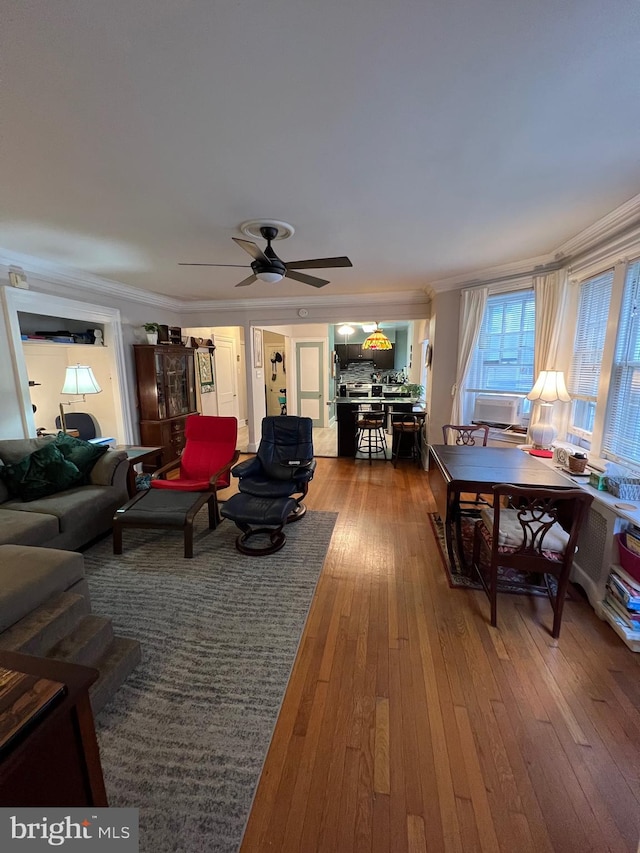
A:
[526, 370, 570, 448]
[526, 370, 570, 403]
[61, 365, 101, 396]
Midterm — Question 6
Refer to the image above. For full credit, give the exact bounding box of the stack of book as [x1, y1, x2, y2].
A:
[602, 562, 640, 651]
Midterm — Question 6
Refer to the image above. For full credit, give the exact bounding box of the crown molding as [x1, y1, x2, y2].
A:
[178, 289, 431, 315]
[0, 248, 431, 317]
[554, 192, 640, 261]
[426, 253, 553, 294]
[4, 192, 640, 312]
[0, 249, 182, 311]
[564, 222, 640, 279]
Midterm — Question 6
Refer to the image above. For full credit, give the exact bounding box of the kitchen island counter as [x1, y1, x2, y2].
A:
[335, 399, 424, 457]
[335, 397, 419, 404]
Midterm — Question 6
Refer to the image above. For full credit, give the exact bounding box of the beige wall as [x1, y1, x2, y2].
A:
[426, 290, 460, 446]
[24, 342, 122, 439]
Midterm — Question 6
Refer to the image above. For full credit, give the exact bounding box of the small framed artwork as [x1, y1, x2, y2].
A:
[197, 350, 215, 393]
[253, 328, 263, 369]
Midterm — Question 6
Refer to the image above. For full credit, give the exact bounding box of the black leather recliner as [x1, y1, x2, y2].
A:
[231, 416, 316, 520]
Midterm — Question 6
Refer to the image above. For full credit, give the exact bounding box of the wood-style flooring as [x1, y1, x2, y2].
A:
[237, 456, 640, 853]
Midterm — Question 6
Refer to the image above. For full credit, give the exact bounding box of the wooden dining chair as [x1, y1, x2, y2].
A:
[471, 484, 593, 638]
[442, 424, 492, 529]
[442, 424, 490, 446]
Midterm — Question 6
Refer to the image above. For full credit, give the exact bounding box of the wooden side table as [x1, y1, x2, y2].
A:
[0, 651, 107, 806]
[114, 444, 164, 496]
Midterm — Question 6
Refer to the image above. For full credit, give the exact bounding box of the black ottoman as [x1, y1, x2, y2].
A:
[220, 493, 298, 555]
[113, 488, 217, 558]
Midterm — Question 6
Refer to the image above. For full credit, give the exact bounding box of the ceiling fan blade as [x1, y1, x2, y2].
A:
[232, 237, 269, 264]
[234, 274, 258, 288]
[178, 263, 250, 267]
[285, 256, 352, 270]
[285, 270, 329, 288]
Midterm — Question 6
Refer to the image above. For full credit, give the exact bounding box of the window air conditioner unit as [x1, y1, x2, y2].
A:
[473, 395, 519, 426]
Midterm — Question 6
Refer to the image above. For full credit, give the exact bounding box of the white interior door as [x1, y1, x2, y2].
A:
[296, 342, 324, 426]
[214, 336, 238, 419]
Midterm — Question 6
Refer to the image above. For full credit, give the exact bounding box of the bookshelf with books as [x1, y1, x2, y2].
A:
[602, 562, 640, 652]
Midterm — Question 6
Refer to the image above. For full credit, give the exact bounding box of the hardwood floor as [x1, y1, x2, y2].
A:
[238, 456, 640, 853]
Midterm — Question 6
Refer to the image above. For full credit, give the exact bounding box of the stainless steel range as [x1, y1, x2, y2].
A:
[339, 383, 385, 398]
[344, 382, 372, 398]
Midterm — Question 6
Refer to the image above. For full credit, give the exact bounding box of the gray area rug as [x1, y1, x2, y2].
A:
[83, 509, 337, 853]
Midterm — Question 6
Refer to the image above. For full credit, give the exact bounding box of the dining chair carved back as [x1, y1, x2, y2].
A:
[471, 484, 593, 638]
[442, 424, 490, 446]
[442, 423, 491, 513]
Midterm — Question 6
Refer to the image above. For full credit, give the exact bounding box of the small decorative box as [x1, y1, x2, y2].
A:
[589, 471, 607, 491]
[606, 477, 640, 499]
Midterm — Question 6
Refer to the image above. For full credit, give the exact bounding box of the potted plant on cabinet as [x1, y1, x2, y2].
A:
[144, 322, 160, 345]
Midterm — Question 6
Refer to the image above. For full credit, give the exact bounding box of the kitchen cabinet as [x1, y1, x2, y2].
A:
[336, 343, 394, 370]
[372, 349, 394, 370]
[133, 344, 197, 465]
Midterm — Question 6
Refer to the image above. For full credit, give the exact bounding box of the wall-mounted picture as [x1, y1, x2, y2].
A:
[197, 350, 215, 393]
[253, 328, 263, 369]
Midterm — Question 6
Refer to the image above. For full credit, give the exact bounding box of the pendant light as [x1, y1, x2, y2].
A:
[362, 322, 392, 351]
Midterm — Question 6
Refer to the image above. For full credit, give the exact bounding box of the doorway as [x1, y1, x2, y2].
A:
[214, 336, 239, 420]
[2, 287, 134, 441]
[296, 341, 325, 427]
[263, 331, 287, 417]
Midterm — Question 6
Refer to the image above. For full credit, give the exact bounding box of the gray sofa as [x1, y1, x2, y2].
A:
[0, 436, 129, 550]
[0, 438, 140, 712]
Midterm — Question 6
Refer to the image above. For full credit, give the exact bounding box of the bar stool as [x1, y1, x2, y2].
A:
[355, 408, 388, 464]
[391, 412, 422, 467]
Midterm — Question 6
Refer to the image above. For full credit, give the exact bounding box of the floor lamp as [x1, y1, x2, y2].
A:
[59, 365, 101, 433]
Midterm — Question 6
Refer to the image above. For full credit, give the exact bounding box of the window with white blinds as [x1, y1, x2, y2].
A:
[603, 259, 640, 465]
[466, 289, 535, 394]
[568, 269, 614, 435]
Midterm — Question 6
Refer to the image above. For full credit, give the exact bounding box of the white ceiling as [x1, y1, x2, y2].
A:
[2, 0, 640, 302]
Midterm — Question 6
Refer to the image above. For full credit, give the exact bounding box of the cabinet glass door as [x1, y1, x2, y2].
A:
[164, 353, 195, 418]
[154, 353, 167, 419]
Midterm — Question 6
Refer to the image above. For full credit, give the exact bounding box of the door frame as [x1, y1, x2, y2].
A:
[296, 341, 325, 427]
[1, 286, 135, 441]
[213, 334, 239, 421]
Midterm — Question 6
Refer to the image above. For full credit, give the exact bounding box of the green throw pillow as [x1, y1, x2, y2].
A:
[54, 432, 108, 480]
[0, 442, 83, 501]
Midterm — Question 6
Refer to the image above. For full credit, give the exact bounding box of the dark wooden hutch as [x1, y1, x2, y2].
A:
[133, 344, 197, 464]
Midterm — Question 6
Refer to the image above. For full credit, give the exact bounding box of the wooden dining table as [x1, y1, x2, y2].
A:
[428, 444, 573, 571]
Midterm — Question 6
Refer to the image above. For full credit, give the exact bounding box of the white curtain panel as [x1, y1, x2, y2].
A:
[450, 286, 488, 432]
[530, 270, 569, 440]
[533, 270, 568, 376]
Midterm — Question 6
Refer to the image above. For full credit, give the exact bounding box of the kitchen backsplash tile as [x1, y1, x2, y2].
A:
[341, 362, 376, 382]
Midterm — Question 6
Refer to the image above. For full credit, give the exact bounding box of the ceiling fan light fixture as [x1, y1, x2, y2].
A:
[256, 270, 284, 283]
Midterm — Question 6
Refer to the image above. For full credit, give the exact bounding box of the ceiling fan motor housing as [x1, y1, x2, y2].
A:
[251, 227, 286, 276]
[251, 258, 286, 276]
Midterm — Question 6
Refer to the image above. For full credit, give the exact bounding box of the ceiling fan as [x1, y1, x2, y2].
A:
[179, 225, 352, 289]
